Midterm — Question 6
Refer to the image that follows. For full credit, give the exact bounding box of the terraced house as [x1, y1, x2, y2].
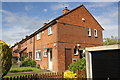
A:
[12, 4, 103, 72]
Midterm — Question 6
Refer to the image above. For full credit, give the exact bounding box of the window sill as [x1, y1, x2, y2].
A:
[36, 39, 41, 41]
[88, 36, 91, 37]
[95, 36, 98, 38]
[35, 59, 41, 60]
[48, 33, 52, 36]
[43, 56, 47, 57]
[74, 54, 78, 56]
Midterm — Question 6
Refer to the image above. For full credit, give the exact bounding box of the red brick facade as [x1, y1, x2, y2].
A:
[12, 5, 103, 72]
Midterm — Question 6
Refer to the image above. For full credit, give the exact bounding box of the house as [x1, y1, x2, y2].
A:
[85, 45, 120, 79]
[12, 4, 103, 72]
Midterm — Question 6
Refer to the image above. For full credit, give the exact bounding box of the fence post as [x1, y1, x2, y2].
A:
[76, 70, 79, 79]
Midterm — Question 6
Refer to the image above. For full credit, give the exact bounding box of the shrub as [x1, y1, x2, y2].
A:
[68, 57, 86, 73]
[64, 70, 76, 79]
[20, 59, 36, 67]
[19, 56, 26, 61]
[0, 40, 12, 77]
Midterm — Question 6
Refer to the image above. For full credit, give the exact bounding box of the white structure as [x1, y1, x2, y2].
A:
[85, 45, 119, 79]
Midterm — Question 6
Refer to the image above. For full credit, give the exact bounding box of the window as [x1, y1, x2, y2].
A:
[30, 38, 32, 43]
[88, 28, 91, 36]
[36, 33, 41, 40]
[29, 52, 32, 59]
[79, 49, 85, 58]
[94, 29, 98, 37]
[35, 50, 42, 60]
[74, 48, 79, 55]
[43, 51, 47, 57]
[48, 26, 52, 35]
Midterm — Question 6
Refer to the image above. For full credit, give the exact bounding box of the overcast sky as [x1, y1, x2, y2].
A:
[1, 2, 118, 45]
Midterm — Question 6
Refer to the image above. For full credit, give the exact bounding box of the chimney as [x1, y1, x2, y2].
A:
[43, 23, 47, 26]
[26, 35, 28, 38]
[62, 7, 70, 14]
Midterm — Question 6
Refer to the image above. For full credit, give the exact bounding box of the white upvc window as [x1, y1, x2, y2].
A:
[48, 26, 52, 35]
[74, 48, 79, 55]
[35, 50, 42, 60]
[36, 33, 40, 40]
[43, 51, 47, 57]
[94, 29, 98, 37]
[88, 28, 91, 37]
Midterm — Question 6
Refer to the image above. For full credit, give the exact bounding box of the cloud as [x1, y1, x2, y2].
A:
[43, 9, 48, 12]
[86, 2, 114, 8]
[50, 3, 70, 10]
[2, 10, 47, 45]
[24, 5, 33, 11]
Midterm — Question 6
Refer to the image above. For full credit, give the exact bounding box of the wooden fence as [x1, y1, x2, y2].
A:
[2, 70, 86, 80]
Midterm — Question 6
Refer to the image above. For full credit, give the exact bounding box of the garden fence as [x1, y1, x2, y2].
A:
[2, 70, 86, 80]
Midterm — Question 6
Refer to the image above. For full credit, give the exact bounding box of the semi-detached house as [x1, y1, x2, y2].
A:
[12, 4, 103, 72]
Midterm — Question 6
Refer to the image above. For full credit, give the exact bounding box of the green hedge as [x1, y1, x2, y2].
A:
[68, 57, 86, 73]
[20, 59, 36, 67]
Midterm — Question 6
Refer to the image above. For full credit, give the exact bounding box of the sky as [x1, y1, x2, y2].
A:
[0, 2, 119, 45]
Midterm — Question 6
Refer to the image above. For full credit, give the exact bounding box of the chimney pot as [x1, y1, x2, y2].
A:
[44, 23, 47, 26]
[62, 7, 70, 14]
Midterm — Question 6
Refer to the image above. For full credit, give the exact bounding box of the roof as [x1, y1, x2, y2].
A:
[12, 4, 104, 47]
[85, 45, 119, 51]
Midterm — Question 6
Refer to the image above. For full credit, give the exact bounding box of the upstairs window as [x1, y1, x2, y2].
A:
[36, 50, 42, 60]
[94, 29, 98, 37]
[48, 26, 52, 35]
[37, 33, 41, 40]
[88, 28, 91, 37]
[30, 38, 32, 43]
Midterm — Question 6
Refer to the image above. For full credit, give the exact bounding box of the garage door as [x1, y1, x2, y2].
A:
[91, 49, 120, 79]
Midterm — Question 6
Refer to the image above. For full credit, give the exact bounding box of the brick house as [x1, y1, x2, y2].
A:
[12, 4, 103, 72]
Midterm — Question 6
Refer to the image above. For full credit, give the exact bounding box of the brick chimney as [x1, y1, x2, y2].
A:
[62, 7, 70, 14]
[43, 23, 47, 26]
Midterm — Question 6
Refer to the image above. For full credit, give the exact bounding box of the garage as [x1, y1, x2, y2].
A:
[85, 45, 120, 79]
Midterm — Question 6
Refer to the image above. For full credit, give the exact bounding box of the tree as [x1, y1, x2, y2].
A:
[103, 36, 120, 45]
[0, 40, 12, 78]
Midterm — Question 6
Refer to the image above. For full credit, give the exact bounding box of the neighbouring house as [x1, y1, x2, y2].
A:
[85, 45, 120, 79]
[12, 4, 103, 72]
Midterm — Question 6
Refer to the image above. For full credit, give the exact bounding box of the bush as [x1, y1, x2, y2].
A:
[0, 40, 12, 77]
[68, 57, 86, 73]
[64, 70, 76, 79]
[19, 56, 26, 61]
[20, 59, 36, 67]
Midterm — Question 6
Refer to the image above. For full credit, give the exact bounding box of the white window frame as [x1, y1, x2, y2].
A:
[74, 48, 79, 55]
[36, 33, 41, 40]
[88, 28, 91, 37]
[94, 29, 98, 37]
[48, 26, 52, 35]
[43, 51, 47, 57]
[35, 50, 42, 60]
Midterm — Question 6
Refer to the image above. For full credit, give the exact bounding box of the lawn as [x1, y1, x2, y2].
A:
[9, 67, 41, 73]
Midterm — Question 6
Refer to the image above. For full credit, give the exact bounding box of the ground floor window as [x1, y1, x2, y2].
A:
[36, 50, 42, 60]
[29, 52, 32, 59]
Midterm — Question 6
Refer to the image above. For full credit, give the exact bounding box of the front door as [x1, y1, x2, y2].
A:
[65, 48, 72, 70]
[48, 49, 52, 70]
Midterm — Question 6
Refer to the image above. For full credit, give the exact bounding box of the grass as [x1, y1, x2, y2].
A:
[9, 67, 41, 73]
[4, 72, 44, 78]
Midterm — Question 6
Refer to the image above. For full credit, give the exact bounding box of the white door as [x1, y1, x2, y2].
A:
[48, 49, 52, 70]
